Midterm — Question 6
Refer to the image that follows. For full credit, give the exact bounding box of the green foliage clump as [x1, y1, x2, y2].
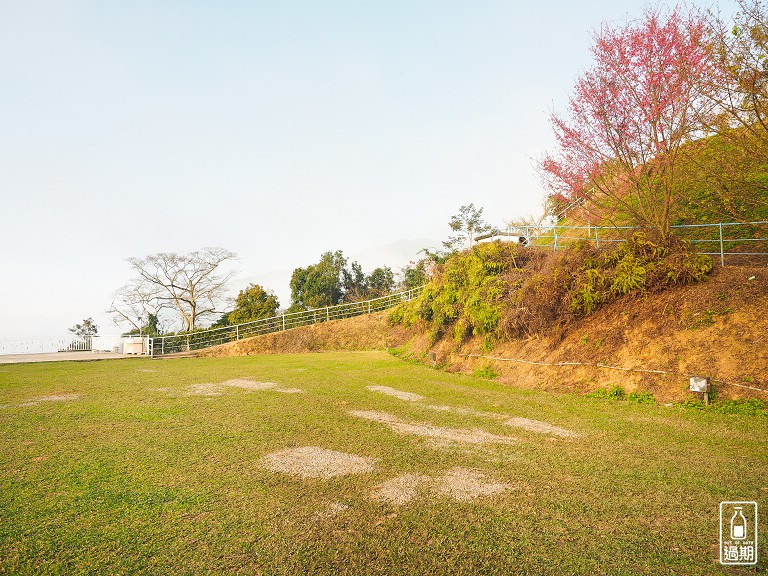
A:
[587, 386, 655, 403]
[610, 254, 647, 295]
[680, 398, 767, 416]
[587, 385, 627, 400]
[227, 284, 279, 325]
[291, 251, 397, 310]
[627, 391, 656, 404]
[473, 365, 499, 380]
[390, 241, 517, 343]
[390, 232, 714, 345]
[570, 268, 607, 314]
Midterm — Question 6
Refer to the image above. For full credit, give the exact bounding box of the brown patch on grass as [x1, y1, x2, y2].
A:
[187, 383, 224, 396]
[423, 405, 578, 437]
[349, 410, 517, 446]
[436, 468, 512, 502]
[259, 446, 376, 479]
[425, 404, 505, 420]
[373, 468, 513, 505]
[20, 393, 80, 406]
[366, 385, 424, 402]
[186, 380, 304, 396]
[503, 417, 579, 438]
[372, 473, 430, 505]
[314, 501, 350, 520]
[222, 379, 278, 391]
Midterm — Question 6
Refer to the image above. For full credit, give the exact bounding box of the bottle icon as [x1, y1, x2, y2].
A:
[731, 507, 747, 540]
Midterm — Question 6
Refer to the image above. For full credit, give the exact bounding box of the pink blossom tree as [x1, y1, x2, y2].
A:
[540, 6, 721, 244]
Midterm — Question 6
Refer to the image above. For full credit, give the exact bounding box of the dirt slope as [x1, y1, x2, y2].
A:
[200, 264, 768, 402]
[197, 312, 414, 356]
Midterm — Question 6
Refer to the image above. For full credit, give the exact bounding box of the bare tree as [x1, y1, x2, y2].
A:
[125, 247, 237, 332]
[107, 280, 166, 335]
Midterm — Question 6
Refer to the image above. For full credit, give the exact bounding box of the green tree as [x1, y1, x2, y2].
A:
[123, 313, 162, 336]
[366, 266, 395, 298]
[400, 260, 430, 290]
[227, 284, 280, 325]
[443, 204, 493, 251]
[290, 251, 348, 309]
[343, 261, 368, 301]
[210, 312, 231, 328]
[69, 318, 98, 337]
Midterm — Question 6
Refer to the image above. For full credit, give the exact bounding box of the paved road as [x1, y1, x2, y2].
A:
[0, 352, 141, 364]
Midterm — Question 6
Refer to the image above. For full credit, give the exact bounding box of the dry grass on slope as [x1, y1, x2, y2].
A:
[197, 312, 414, 357]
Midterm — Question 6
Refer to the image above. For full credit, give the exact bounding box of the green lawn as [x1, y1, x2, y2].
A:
[0, 351, 765, 575]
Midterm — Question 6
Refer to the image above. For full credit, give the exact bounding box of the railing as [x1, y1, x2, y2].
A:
[0, 335, 152, 357]
[0, 336, 93, 355]
[486, 221, 768, 265]
[149, 286, 425, 357]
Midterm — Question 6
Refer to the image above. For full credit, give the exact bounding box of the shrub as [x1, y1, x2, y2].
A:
[627, 391, 656, 404]
[390, 233, 714, 344]
[587, 385, 626, 400]
[473, 365, 499, 380]
[611, 254, 647, 295]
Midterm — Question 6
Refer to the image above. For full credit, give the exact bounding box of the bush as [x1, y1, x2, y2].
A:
[390, 233, 714, 343]
[588, 385, 627, 400]
[473, 365, 499, 380]
[627, 391, 656, 404]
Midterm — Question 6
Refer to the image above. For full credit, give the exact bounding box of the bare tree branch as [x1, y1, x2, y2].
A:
[122, 247, 237, 331]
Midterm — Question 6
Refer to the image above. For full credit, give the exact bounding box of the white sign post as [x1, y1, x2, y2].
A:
[689, 376, 710, 405]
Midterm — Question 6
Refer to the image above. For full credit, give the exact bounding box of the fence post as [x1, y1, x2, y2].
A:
[161, 337, 164, 356]
[554, 225, 558, 251]
[186, 334, 190, 352]
[236, 325, 239, 340]
[368, 301, 371, 314]
[282, 314, 285, 331]
[596, 227, 600, 249]
[719, 222, 725, 267]
[326, 307, 329, 322]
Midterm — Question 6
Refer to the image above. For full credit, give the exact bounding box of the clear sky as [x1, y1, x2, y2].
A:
[0, 0, 736, 338]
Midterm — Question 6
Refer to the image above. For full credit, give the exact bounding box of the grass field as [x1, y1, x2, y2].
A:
[0, 351, 766, 575]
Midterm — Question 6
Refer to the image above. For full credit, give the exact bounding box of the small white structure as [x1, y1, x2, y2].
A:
[123, 338, 146, 355]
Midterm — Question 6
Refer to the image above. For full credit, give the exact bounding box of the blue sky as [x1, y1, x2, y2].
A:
[0, 0, 736, 338]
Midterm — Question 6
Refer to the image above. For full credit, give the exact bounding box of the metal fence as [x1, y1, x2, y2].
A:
[490, 220, 768, 266]
[0, 336, 94, 355]
[149, 286, 425, 357]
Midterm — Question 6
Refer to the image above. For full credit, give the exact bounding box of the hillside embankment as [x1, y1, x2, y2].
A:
[199, 263, 767, 402]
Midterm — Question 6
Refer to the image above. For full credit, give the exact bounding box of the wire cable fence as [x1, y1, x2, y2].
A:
[489, 220, 768, 266]
[150, 286, 425, 357]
